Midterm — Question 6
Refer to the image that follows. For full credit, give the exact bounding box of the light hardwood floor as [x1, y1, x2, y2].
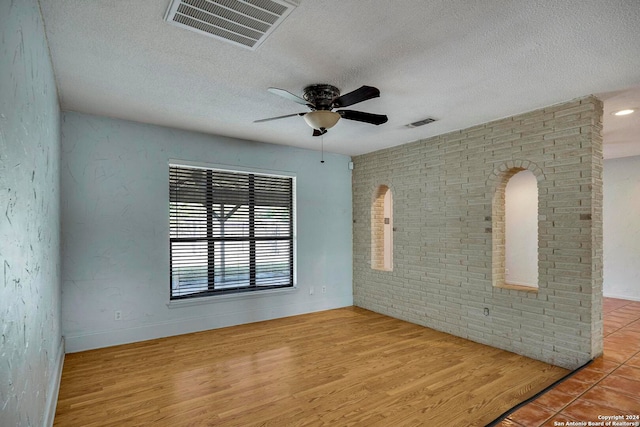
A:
[55, 307, 568, 426]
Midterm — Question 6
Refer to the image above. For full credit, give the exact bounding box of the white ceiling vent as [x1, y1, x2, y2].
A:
[164, 0, 298, 50]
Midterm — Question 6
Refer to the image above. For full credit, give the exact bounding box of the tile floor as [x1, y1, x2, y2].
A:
[498, 297, 640, 427]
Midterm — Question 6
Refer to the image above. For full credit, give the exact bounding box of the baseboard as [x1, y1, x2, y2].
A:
[44, 336, 64, 427]
[64, 297, 352, 353]
[603, 293, 640, 302]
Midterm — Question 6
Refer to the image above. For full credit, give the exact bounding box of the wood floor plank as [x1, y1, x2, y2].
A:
[55, 307, 568, 426]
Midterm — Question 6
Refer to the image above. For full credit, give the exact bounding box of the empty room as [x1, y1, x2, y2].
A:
[2, 1, 640, 426]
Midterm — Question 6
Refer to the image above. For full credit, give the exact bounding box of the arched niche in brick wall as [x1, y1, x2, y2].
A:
[371, 185, 393, 271]
[487, 161, 545, 290]
[505, 170, 539, 287]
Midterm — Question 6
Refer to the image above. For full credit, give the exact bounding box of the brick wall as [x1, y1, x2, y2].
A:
[352, 96, 603, 369]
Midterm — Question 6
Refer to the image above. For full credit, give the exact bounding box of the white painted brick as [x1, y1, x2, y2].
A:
[352, 96, 603, 370]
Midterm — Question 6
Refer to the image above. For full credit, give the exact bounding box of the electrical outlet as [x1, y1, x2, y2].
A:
[309, 286, 314, 295]
[322, 286, 327, 294]
[484, 308, 490, 316]
[114, 310, 122, 321]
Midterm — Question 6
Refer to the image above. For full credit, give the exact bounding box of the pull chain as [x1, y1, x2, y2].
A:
[320, 134, 325, 164]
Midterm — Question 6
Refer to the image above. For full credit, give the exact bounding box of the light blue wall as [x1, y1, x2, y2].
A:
[603, 155, 640, 301]
[0, 0, 63, 426]
[61, 112, 353, 352]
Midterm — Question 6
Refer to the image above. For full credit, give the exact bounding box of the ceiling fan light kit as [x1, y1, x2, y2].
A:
[255, 83, 388, 136]
[303, 110, 340, 130]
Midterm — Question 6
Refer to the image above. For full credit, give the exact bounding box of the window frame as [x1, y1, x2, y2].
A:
[168, 161, 297, 300]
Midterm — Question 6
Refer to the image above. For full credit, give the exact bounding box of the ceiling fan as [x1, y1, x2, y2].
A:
[254, 84, 388, 136]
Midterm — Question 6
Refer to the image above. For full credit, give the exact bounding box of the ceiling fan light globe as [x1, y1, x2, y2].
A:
[304, 111, 340, 130]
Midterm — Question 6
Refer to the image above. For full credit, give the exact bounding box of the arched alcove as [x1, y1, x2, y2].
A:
[488, 161, 544, 290]
[371, 185, 393, 271]
[505, 170, 538, 287]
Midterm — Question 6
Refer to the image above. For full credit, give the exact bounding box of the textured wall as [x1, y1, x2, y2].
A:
[352, 97, 603, 369]
[61, 112, 353, 352]
[0, 0, 63, 426]
[603, 155, 640, 301]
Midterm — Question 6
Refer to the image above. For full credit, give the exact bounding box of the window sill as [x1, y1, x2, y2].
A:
[495, 282, 539, 293]
[167, 286, 298, 309]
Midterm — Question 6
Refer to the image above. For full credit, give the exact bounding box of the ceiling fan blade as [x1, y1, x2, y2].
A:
[337, 110, 388, 125]
[312, 128, 328, 137]
[268, 87, 315, 107]
[332, 86, 380, 108]
[254, 112, 305, 123]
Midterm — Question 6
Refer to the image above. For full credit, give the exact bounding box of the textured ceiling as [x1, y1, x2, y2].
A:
[39, 0, 640, 157]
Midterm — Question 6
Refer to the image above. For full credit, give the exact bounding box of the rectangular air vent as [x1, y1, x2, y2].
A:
[406, 117, 438, 128]
[164, 0, 298, 50]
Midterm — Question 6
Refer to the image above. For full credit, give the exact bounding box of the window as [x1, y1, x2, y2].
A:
[169, 164, 294, 299]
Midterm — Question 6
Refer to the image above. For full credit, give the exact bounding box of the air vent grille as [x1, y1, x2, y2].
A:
[165, 0, 298, 50]
[406, 117, 437, 128]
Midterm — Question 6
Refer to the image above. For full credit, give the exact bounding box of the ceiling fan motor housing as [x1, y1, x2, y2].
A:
[303, 84, 340, 110]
